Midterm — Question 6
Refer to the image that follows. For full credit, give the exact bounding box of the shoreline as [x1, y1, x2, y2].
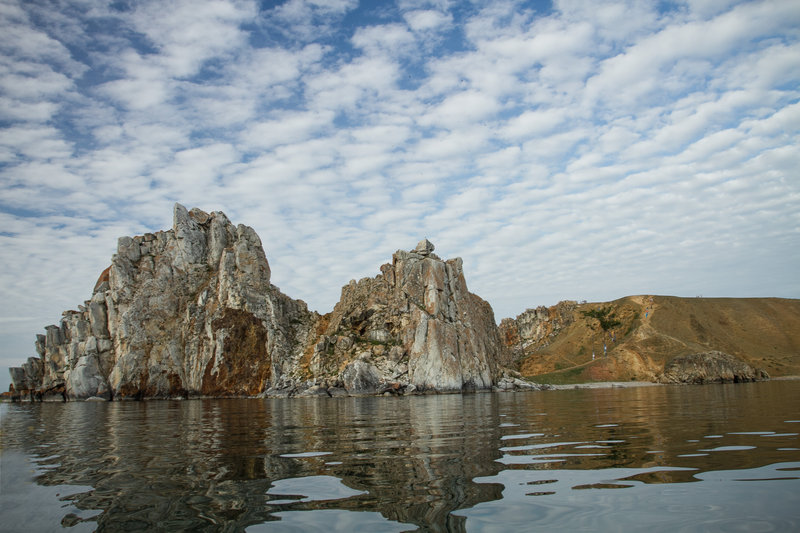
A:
[544, 381, 662, 390]
[544, 375, 800, 391]
[4, 377, 797, 402]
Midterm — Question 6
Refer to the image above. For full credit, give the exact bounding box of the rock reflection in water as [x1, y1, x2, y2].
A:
[0, 394, 506, 531]
[1, 382, 799, 531]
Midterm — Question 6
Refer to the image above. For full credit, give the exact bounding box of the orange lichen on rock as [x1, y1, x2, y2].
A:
[94, 266, 111, 292]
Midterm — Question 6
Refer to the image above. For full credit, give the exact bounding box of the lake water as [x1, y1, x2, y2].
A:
[1, 381, 799, 532]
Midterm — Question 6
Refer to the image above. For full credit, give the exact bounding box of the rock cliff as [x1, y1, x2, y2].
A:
[9, 209, 525, 400]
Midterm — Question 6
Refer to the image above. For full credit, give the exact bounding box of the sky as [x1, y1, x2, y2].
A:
[1, 0, 799, 391]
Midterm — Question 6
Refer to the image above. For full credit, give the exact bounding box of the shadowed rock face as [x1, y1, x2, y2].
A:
[9, 209, 513, 400]
[659, 351, 769, 384]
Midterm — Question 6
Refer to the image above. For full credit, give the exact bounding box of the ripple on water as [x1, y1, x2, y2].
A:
[500, 433, 544, 441]
[247, 509, 412, 532]
[266, 475, 365, 504]
[2, 381, 799, 531]
[499, 441, 584, 452]
[456, 463, 800, 531]
[699, 446, 757, 452]
[0, 451, 98, 532]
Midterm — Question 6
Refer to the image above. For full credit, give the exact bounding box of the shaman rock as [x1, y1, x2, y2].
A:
[307, 242, 507, 393]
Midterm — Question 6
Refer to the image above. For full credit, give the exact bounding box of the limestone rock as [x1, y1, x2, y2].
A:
[492, 369, 550, 392]
[659, 351, 769, 384]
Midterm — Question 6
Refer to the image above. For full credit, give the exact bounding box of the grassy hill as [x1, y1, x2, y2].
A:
[506, 296, 800, 384]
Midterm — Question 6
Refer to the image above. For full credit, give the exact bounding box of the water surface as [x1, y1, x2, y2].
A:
[1, 381, 799, 531]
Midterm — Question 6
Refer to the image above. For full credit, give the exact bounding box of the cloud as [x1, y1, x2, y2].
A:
[403, 9, 452, 32]
[305, 56, 401, 112]
[266, 0, 359, 42]
[239, 110, 336, 150]
[501, 108, 567, 139]
[583, 0, 800, 109]
[127, 0, 255, 77]
[352, 23, 416, 56]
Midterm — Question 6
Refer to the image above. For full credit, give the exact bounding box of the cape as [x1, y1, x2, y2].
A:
[10, 204, 787, 400]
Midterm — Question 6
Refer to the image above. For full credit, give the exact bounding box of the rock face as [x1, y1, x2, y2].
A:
[499, 301, 576, 363]
[659, 351, 769, 384]
[9, 206, 521, 400]
[10, 204, 317, 400]
[307, 242, 508, 395]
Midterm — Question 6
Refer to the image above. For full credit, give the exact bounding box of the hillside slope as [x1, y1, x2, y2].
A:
[501, 296, 800, 383]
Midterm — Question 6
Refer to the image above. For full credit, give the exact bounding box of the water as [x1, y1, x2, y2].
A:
[1, 381, 799, 532]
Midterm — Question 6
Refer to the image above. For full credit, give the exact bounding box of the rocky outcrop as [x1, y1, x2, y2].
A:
[499, 301, 577, 362]
[9, 210, 533, 400]
[659, 351, 769, 384]
[304, 239, 509, 395]
[10, 204, 317, 400]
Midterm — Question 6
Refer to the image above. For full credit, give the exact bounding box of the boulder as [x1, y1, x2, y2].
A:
[66, 354, 110, 400]
[341, 356, 382, 394]
[413, 238, 435, 256]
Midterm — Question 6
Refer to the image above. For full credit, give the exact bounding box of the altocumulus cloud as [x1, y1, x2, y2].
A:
[1, 0, 799, 387]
